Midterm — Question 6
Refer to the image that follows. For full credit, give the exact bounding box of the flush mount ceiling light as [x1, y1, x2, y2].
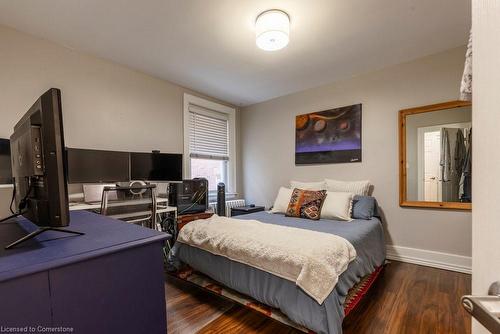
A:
[255, 9, 290, 51]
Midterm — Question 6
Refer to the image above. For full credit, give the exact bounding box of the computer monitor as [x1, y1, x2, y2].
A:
[0, 138, 12, 184]
[9, 88, 69, 228]
[130, 152, 182, 182]
[66, 148, 130, 184]
[4, 88, 83, 249]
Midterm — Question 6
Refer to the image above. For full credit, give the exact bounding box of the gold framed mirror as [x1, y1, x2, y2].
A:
[399, 101, 472, 210]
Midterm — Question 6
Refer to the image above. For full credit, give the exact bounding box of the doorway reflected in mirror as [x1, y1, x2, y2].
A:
[400, 101, 472, 210]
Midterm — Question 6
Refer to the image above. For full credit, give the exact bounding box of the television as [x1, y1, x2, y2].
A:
[0, 138, 12, 184]
[4, 88, 82, 249]
[66, 148, 130, 184]
[130, 152, 182, 182]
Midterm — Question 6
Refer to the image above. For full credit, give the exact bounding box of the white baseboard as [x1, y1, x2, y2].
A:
[386, 245, 471, 274]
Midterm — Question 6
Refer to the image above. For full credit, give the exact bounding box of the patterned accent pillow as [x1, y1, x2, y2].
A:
[285, 188, 327, 220]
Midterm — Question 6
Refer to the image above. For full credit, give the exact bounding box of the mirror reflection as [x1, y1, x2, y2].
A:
[405, 106, 471, 203]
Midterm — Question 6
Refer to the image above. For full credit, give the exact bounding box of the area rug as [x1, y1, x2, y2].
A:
[171, 265, 384, 333]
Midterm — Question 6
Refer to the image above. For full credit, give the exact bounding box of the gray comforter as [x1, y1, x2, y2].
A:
[169, 212, 385, 334]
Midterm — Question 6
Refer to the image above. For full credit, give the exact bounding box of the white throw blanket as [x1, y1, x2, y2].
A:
[177, 215, 357, 304]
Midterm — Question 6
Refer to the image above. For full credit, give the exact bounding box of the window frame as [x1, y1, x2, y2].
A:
[183, 93, 237, 196]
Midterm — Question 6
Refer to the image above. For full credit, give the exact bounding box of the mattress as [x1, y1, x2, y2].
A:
[169, 211, 386, 334]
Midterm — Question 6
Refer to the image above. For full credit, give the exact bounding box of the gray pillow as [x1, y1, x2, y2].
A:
[352, 195, 377, 219]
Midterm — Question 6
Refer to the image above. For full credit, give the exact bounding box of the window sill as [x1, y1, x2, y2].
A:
[208, 192, 239, 203]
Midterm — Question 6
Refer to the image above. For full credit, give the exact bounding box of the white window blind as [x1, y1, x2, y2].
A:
[188, 104, 229, 161]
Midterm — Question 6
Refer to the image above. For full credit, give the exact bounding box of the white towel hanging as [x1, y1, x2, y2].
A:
[460, 30, 472, 101]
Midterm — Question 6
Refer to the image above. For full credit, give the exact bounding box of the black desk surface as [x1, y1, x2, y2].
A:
[0, 210, 168, 282]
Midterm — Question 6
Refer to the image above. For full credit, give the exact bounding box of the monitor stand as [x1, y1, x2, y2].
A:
[5, 227, 85, 250]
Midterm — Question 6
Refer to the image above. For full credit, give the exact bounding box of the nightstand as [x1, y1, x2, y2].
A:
[231, 206, 265, 217]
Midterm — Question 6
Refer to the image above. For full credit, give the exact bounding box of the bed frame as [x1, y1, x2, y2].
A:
[171, 264, 384, 333]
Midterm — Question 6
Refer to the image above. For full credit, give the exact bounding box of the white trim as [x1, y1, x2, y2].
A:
[0, 184, 13, 189]
[183, 93, 237, 194]
[417, 126, 424, 200]
[386, 244, 471, 274]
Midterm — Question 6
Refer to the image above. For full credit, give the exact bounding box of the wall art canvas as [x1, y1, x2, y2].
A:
[295, 104, 362, 164]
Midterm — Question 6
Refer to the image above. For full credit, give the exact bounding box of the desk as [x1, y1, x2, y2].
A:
[69, 197, 171, 211]
[0, 211, 169, 334]
[69, 197, 177, 224]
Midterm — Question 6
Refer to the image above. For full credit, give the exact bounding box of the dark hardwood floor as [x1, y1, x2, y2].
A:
[166, 275, 233, 333]
[342, 262, 471, 334]
[166, 261, 471, 334]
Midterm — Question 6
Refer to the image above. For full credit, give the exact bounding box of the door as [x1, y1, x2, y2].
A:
[472, 2, 500, 333]
[423, 130, 442, 201]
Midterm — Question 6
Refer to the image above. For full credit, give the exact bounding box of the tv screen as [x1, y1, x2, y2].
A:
[0, 138, 12, 184]
[130, 152, 182, 182]
[66, 148, 130, 184]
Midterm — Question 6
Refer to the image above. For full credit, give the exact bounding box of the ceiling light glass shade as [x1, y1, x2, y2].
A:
[255, 10, 290, 51]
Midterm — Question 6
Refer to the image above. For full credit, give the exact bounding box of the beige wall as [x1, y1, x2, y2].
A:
[0, 25, 238, 216]
[472, 1, 500, 333]
[0, 24, 471, 259]
[241, 46, 471, 257]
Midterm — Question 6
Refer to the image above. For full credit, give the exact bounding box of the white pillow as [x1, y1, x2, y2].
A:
[270, 187, 293, 214]
[290, 180, 327, 191]
[324, 179, 371, 196]
[321, 191, 354, 221]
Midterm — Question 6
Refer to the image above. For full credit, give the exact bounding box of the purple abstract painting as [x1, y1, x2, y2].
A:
[295, 104, 362, 164]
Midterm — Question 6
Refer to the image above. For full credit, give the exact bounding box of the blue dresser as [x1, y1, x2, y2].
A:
[0, 211, 168, 334]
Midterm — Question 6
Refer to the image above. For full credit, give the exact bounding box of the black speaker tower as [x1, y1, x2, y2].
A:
[217, 183, 225, 216]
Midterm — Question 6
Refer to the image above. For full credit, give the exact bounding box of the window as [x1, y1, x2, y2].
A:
[188, 107, 229, 191]
[190, 158, 227, 191]
[183, 94, 236, 196]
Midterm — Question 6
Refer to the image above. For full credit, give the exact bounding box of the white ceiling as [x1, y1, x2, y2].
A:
[0, 0, 470, 106]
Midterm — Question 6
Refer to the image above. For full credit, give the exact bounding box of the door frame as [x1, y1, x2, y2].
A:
[417, 127, 442, 202]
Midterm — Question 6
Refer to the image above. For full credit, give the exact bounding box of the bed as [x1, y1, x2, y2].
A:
[169, 211, 386, 334]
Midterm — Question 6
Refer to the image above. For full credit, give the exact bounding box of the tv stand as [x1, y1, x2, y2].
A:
[5, 226, 84, 250]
